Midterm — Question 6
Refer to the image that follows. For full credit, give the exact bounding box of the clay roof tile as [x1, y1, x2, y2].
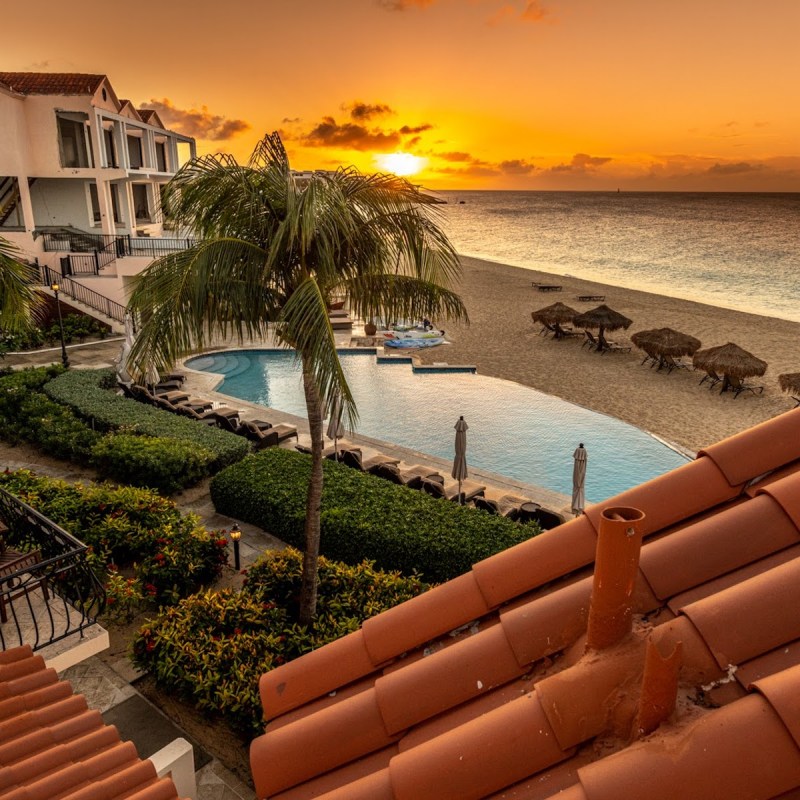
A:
[0, 72, 106, 96]
[0, 647, 185, 800]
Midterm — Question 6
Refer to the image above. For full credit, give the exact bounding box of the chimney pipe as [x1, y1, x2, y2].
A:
[635, 637, 683, 737]
[586, 506, 645, 651]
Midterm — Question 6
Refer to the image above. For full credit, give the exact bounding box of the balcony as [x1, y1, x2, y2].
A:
[0, 487, 108, 671]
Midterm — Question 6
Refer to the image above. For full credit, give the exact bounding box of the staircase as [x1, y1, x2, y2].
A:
[39, 265, 126, 333]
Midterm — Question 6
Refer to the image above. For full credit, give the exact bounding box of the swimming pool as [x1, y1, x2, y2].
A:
[186, 349, 690, 503]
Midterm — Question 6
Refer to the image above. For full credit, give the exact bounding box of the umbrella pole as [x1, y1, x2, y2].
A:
[458, 478, 463, 505]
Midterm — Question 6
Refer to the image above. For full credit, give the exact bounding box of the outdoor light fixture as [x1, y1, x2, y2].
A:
[50, 282, 70, 369]
[230, 523, 242, 571]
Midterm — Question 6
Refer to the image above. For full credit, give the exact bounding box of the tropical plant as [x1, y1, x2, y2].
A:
[126, 132, 468, 623]
[0, 235, 40, 336]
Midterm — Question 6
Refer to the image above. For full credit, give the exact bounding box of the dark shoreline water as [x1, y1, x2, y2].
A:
[435, 191, 800, 322]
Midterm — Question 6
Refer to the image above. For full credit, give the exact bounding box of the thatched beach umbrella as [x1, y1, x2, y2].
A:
[649, 328, 702, 358]
[778, 373, 800, 406]
[532, 301, 579, 338]
[632, 327, 701, 368]
[631, 328, 663, 362]
[573, 304, 633, 351]
[693, 342, 767, 393]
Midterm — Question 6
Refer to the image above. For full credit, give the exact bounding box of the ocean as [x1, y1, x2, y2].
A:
[435, 191, 800, 323]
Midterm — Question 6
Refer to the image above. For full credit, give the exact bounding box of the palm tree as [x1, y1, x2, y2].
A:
[127, 133, 468, 624]
[0, 235, 39, 335]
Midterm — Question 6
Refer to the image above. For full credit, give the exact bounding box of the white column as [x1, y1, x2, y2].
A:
[17, 175, 36, 233]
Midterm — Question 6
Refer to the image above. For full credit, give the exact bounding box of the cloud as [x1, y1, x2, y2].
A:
[345, 101, 393, 120]
[303, 116, 402, 151]
[144, 98, 250, 140]
[706, 161, 764, 176]
[521, 1, 548, 22]
[438, 151, 473, 162]
[376, 0, 436, 9]
[488, 0, 549, 25]
[399, 123, 434, 134]
[499, 158, 536, 174]
[291, 109, 434, 151]
[551, 152, 612, 172]
[282, 116, 301, 124]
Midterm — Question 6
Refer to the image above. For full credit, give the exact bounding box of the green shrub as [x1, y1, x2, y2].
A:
[0, 367, 100, 462]
[91, 433, 213, 495]
[44, 369, 250, 471]
[0, 469, 228, 606]
[210, 448, 539, 583]
[131, 548, 428, 734]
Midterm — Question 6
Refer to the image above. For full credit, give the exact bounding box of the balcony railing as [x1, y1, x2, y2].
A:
[41, 229, 196, 260]
[0, 487, 105, 654]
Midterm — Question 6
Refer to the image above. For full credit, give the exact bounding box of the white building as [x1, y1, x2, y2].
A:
[0, 72, 197, 320]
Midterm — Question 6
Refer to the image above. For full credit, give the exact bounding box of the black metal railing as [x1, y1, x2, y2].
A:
[41, 229, 196, 260]
[41, 265, 127, 324]
[0, 488, 105, 654]
[125, 236, 197, 258]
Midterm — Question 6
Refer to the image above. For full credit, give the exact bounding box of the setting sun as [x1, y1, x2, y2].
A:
[375, 152, 426, 177]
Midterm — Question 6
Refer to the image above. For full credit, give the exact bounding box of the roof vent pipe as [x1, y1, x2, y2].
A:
[586, 506, 646, 651]
[635, 637, 683, 737]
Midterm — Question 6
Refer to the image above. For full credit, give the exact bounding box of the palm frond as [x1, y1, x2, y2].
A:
[0, 237, 40, 333]
[126, 238, 275, 375]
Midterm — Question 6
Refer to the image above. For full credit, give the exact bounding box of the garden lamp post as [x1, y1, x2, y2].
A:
[50, 282, 70, 368]
[230, 523, 241, 571]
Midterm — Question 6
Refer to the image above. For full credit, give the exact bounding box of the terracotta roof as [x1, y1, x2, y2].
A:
[0, 72, 106, 96]
[250, 408, 800, 799]
[0, 645, 186, 800]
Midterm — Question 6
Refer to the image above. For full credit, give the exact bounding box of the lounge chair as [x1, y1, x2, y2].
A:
[699, 369, 722, 389]
[728, 375, 765, 399]
[600, 340, 632, 355]
[582, 330, 599, 350]
[174, 404, 236, 427]
[368, 462, 441, 490]
[241, 420, 298, 444]
[530, 507, 565, 530]
[215, 413, 245, 434]
[340, 448, 400, 472]
[473, 493, 531, 520]
[420, 477, 486, 504]
[659, 355, 691, 373]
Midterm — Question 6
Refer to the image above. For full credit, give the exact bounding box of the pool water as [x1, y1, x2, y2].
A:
[186, 349, 690, 503]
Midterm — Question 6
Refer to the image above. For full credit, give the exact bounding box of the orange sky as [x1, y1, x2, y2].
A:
[5, 0, 800, 190]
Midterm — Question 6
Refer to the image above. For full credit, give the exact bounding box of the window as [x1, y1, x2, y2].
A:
[57, 112, 92, 168]
[155, 141, 168, 172]
[133, 185, 150, 222]
[110, 184, 122, 224]
[103, 128, 117, 168]
[88, 183, 101, 224]
[127, 135, 143, 169]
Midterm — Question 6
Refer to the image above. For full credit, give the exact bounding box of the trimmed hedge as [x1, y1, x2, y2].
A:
[44, 369, 250, 471]
[0, 469, 228, 606]
[91, 433, 213, 495]
[132, 548, 428, 734]
[0, 367, 101, 463]
[210, 448, 539, 583]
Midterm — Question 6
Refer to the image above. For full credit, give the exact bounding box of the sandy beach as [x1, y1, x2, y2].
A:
[418, 255, 800, 454]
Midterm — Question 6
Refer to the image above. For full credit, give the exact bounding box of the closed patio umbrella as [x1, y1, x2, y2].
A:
[531, 301, 579, 339]
[572, 304, 633, 351]
[116, 312, 135, 385]
[693, 342, 767, 394]
[452, 416, 469, 505]
[326, 393, 346, 458]
[572, 443, 587, 516]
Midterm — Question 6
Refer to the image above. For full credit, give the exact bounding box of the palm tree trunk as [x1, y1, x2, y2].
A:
[298, 353, 325, 625]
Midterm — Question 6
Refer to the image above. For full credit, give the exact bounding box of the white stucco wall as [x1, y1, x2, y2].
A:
[29, 179, 93, 229]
